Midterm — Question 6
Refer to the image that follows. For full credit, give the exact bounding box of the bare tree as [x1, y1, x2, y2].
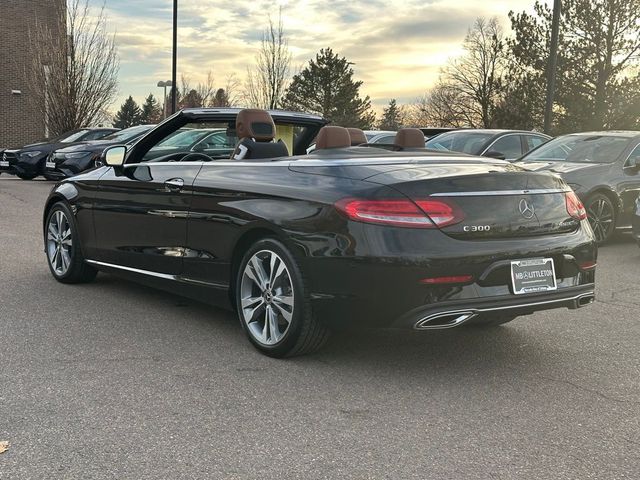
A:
[405, 84, 473, 128]
[440, 17, 506, 128]
[224, 73, 242, 107]
[24, 0, 119, 136]
[244, 9, 292, 109]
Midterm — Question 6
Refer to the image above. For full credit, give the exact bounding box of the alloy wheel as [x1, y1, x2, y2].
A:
[587, 197, 614, 243]
[240, 249, 294, 346]
[47, 210, 73, 276]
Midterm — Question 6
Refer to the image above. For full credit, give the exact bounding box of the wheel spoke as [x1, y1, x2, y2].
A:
[51, 246, 60, 269]
[267, 306, 281, 342]
[241, 296, 264, 323]
[48, 222, 59, 239]
[272, 299, 293, 323]
[261, 307, 270, 343]
[61, 248, 71, 271]
[249, 256, 268, 289]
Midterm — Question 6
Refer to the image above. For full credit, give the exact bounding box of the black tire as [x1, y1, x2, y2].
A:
[45, 201, 97, 284]
[17, 173, 37, 180]
[586, 193, 616, 244]
[235, 238, 329, 357]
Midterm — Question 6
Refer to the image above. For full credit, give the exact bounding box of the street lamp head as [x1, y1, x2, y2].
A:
[157, 81, 166, 87]
[165, 80, 173, 86]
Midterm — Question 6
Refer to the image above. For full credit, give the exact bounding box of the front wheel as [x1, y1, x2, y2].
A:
[45, 202, 97, 283]
[586, 193, 616, 244]
[235, 238, 329, 357]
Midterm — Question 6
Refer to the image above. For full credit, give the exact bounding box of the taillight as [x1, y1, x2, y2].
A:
[414, 200, 464, 228]
[335, 198, 464, 228]
[420, 275, 474, 285]
[566, 191, 587, 220]
[335, 199, 434, 228]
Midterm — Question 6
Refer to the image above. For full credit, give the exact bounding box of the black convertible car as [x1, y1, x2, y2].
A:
[1, 127, 119, 179]
[43, 108, 596, 357]
[515, 131, 640, 243]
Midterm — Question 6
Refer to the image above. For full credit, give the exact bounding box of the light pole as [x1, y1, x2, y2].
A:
[544, 0, 562, 134]
[156, 80, 173, 119]
[171, 0, 178, 114]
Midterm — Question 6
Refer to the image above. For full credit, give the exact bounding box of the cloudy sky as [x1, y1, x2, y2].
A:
[104, 0, 538, 112]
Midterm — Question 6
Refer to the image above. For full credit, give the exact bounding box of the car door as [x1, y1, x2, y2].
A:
[523, 134, 549, 154]
[483, 134, 524, 161]
[618, 143, 640, 225]
[92, 161, 201, 275]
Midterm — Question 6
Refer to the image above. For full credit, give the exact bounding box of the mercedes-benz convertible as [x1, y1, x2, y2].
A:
[42, 108, 597, 357]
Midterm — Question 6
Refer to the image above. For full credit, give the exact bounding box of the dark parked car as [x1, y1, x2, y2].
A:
[426, 129, 551, 161]
[1, 127, 119, 179]
[42, 108, 596, 357]
[44, 124, 156, 180]
[419, 127, 459, 139]
[143, 127, 235, 161]
[632, 194, 640, 247]
[515, 131, 640, 244]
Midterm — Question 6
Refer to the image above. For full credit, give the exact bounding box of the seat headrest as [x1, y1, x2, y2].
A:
[347, 128, 367, 146]
[236, 109, 276, 142]
[394, 128, 425, 149]
[316, 126, 351, 149]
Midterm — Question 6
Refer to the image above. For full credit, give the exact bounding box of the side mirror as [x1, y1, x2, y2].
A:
[485, 150, 507, 160]
[103, 145, 126, 167]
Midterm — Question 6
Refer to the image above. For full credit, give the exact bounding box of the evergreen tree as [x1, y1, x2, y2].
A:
[378, 99, 403, 130]
[281, 48, 376, 128]
[499, 0, 640, 133]
[140, 93, 162, 123]
[211, 88, 230, 107]
[113, 96, 142, 129]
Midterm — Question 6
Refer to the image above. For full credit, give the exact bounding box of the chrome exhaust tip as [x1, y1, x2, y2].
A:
[576, 294, 595, 308]
[414, 311, 477, 330]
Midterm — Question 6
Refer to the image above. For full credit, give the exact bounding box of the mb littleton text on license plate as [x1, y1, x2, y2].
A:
[511, 258, 557, 295]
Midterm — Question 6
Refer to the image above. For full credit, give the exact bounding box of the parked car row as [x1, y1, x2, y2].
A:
[3, 117, 639, 246]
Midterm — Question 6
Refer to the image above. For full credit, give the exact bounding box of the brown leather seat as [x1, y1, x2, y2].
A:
[232, 109, 288, 160]
[315, 126, 351, 150]
[347, 128, 367, 146]
[394, 128, 425, 149]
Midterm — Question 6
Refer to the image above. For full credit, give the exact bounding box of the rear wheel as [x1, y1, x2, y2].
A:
[235, 238, 329, 357]
[45, 202, 97, 284]
[586, 193, 616, 244]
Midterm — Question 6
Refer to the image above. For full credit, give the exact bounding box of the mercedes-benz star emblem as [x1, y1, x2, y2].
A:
[518, 198, 535, 219]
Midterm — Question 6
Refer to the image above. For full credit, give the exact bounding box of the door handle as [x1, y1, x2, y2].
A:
[164, 178, 184, 191]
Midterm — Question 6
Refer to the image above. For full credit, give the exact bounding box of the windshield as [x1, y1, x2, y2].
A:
[154, 129, 216, 148]
[522, 135, 630, 163]
[59, 129, 91, 143]
[426, 131, 494, 154]
[103, 125, 153, 143]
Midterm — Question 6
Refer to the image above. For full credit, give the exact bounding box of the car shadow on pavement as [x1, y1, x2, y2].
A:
[87, 272, 553, 379]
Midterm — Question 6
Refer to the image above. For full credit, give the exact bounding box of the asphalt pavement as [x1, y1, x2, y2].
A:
[1, 176, 638, 479]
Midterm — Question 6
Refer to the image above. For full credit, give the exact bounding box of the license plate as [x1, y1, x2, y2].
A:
[45, 161, 56, 169]
[511, 258, 557, 295]
[0, 160, 8, 167]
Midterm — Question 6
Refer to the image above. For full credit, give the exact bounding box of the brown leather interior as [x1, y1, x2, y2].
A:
[394, 128, 425, 149]
[347, 128, 367, 146]
[315, 126, 351, 149]
[236, 109, 276, 142]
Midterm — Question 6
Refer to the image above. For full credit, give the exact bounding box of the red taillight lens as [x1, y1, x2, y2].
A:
[335, 199, 434, 228]
[415, 200, 465, 228]
[420, 275, 474, 285]
[566, 191, 587, 220]
[335, 198, 464, 229]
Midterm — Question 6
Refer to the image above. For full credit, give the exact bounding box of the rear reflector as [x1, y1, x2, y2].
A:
[578, 260, 597, 270]
[335, 198, 464, 228]
[420, 275, 474, 285]
[566, 191, 587, 220]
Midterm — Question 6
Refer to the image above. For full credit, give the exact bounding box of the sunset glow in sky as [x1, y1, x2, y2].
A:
[105, 0, 538, 112]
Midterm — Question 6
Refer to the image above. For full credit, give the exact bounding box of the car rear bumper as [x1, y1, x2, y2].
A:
[393, 284, 595, 329]
[302, 223, 597, 329]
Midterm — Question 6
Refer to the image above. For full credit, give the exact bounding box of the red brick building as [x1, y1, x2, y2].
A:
[0, 0, 66, 148]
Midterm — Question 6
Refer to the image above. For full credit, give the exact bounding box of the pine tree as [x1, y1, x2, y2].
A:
[378, 99, 403, 130]
[281, 48, 376, 128]
[140, 93, 162, 123]
[113, 96, 142, 129]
